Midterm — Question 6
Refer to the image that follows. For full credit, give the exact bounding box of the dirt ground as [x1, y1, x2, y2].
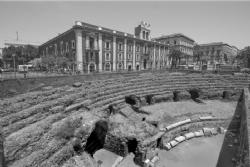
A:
[142, 100, 237, 124]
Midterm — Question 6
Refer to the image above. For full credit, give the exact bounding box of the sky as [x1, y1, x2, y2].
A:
[0, 1, 250, 49]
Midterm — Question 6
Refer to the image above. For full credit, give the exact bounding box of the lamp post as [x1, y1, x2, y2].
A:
[12, 53, 16, 79]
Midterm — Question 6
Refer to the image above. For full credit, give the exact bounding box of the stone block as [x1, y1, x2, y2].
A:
[152, 94, 173, 103]
[184, 132, 195, 139]
[72, 82, 82, 88]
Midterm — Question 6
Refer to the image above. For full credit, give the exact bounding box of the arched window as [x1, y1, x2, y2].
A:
[136, 54, 140, 61]
[119, 53, 122, 61]
[105, 63, 111, 71]
[89, 63, 95, 72]
[118, 63, 123, 70]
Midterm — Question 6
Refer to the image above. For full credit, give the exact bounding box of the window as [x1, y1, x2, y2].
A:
[136, 54, 140, 61]
[66, 42, 69, 53]
[46, 47, 48, 55]
[90, 52, 94, 61]
[105, 41, 110, 50]
[106, 53, 110, 61]
[144, 46, 147, 54]
[146, 32, 149, 40]
[72, 40, 75, 49]
[128, 45, 132, 52]
[60, 41, 63, 54]
[54, 44, 57, 55]
[118, 63, 123, 70]
[143, 31, 146, 39]
[174, 40, 177, 45]
[89, 37, 94, 49]
[128, 54, 132, 60]
[136, 45, 140, 52]
[118, 53, 122, 61]
[105, 63, 111, 71]
[118, 43, 122, 51]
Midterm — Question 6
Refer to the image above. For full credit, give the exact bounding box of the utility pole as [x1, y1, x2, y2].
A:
[16, 31, 19, 41]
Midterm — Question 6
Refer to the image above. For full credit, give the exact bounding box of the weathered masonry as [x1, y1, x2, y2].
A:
[39, 21, 170, 73]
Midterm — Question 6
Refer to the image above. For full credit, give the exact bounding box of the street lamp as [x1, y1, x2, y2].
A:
[12, 53, 16, 78]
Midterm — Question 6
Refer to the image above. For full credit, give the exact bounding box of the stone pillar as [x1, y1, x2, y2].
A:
[124, 38, 127, 70]
[86, 35, 89, 49]
[153, 45, 156, 69]
[133, 40, 136, 70]
[75, 29, 83, 72]
[98, 33, 102, 72]
[113, 36, 116, 71]
[162, 47, 165, 68]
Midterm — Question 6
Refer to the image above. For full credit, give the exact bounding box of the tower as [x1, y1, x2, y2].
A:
[134, 21, 151, 40]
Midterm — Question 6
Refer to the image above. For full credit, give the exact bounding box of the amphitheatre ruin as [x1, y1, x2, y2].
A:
[0, 71, 250, 167]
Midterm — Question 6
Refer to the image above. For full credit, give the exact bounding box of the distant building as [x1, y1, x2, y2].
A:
[2, 41, 39, 68]
[4, 40, 39, 48]
[39, 21, 170, 73]
[194, 42, 238, 70]
[153, 33, 195, 66]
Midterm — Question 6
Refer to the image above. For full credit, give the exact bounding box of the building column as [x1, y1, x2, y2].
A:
[132, 40, 136, 70]
[124, 38, 127, 70]
[113, 36, 116, 71]
[158, 45, 161, 69]
[162, 46, 165, 68]
[153, 44, 156, 69]
[94, 36, 98, 50]
[98, 33, 102, 72]
[75, 29, 83, 72]
[86, 35, 89, 49]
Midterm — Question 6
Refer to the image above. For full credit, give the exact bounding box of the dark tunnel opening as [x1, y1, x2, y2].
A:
[156, 137, 162, 147]
[222, 91, 231, 100]
[127, 138, 138, 154]
[125, 95, 137, 105]
[84, 120, 108, 156]
[145, 95, 154, 105]
[173, 91, 180, 102]
[189, 89, 200, 99]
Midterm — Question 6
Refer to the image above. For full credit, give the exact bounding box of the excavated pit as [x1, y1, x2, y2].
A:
[84, 120, 108, 156]
[173, 91, 180, 102]
[145, 95, 154, 105]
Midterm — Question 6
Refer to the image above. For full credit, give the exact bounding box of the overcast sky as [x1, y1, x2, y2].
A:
[0, 1, 250, 49]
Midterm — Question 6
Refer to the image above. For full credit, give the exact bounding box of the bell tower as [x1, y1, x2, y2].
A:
[134, 21, 151, 40]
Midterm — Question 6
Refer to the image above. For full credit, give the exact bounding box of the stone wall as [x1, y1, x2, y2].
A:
[237, 88, 250, 166]
[103, 133, 128, 157]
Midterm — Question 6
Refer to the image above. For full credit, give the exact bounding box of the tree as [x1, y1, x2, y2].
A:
[169, 48, 182, 69]
[2, 45, 38, 68]
[236, 46, 250, 68]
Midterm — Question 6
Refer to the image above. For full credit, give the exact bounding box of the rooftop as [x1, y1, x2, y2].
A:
[40, 21, 169, 48]
[198, 42, 234, 48]
[153, 33, 195, 42]
[4, 40, 39, 48]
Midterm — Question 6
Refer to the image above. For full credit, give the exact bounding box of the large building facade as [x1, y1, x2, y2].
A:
[153, 33, 195, 66]
[39, 21, 170, 73]
[193, 42, 238, 70]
